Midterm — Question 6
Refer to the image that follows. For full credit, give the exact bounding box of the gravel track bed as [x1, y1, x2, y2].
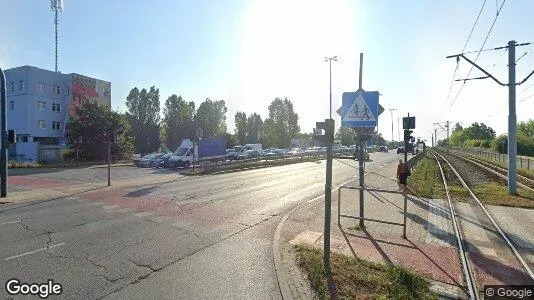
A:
[438, 151, 505, 186]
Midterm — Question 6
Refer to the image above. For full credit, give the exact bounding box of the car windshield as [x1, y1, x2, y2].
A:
[174, 148, 189, 156]
[5, 3, 532, 299]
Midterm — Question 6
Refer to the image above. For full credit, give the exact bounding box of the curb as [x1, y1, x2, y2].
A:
[272, 158, 400, 299]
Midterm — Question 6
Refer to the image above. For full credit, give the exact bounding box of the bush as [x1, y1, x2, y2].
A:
[481, 140, 491, 148]
[517, 133, 534, 156]
[493, 135, 508, 154]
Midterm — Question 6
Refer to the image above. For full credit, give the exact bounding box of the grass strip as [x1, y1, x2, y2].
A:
[296, 245, 437, 300]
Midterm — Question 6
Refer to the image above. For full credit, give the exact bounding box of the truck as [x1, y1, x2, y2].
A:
[168, 137, 227, 168]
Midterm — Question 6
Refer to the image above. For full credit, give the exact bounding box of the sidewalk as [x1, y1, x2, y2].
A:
[276, 161, 468, 299]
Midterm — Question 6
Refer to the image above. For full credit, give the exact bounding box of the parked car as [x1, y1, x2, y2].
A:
[287, 148, 304, 155]
[138, 153, 163, 167]
[397, 147, 405, 154]
[154, 153, 173, 168]
[263, 149, 284, 157]
[379, 146, 388, 152]
[353, 149, 370, 161]
[237, 150, 262, 159]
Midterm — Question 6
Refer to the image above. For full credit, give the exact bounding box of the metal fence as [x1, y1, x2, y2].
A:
[447, 147, 533, 170]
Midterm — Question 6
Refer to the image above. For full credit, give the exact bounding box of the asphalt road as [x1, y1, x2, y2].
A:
[0, 151, 400, 299]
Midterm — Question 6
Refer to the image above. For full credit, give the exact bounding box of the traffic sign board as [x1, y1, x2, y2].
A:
[341, 91, 379, 128]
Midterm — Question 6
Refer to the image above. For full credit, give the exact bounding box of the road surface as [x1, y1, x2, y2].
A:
[0, 151, 399, 299]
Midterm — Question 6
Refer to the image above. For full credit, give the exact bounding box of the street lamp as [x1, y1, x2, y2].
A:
[325, 56, 338, 119]
[388, 108, 397, 142]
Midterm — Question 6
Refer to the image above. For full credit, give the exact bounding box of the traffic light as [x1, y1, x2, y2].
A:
[7, 129, 16, 144]
[314, 119, 335, 145]
[403, 129, 413, 142]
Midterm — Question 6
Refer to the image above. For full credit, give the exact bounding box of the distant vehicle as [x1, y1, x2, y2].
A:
[138, 153, 164, 167]
[154, 153, 173, 168]
[305, 147, 322, 153]
[227, 145, 246, 160]
[264, 149, 286, 157]
[287, 148, 304, 155]
[244, 144, 262, 152]
[397, 147, 405, 154]
[379, 146, 388, 152]
[238, 150, 262, 159]
[169, 137, 227, 167]
[353, 149, 370, 161]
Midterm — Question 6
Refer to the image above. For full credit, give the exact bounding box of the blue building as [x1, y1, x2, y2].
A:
[5, 66, 111, 162]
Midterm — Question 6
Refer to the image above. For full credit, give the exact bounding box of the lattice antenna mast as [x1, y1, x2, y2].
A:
[51, 0, 63, 73]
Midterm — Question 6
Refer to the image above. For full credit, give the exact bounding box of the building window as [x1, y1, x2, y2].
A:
[38, 120, 46, 129]
[52, 85, 61, 95]
[10, 101, 14, 110]
[52, 121, 61, 130]
[9, 83, 15, 92]
[66, 87, 70, 95]
[18, 80, 24, 91]
[52, 103, 62, 112]
[37, 82, 46, 92]
[37, 101, 46, 111]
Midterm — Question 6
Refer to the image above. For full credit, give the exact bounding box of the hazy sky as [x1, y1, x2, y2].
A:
[2, 0, 534, 143]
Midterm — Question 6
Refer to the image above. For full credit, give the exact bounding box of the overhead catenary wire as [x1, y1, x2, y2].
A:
[449, 0, 507, 109]
[443, 0, 487, 108]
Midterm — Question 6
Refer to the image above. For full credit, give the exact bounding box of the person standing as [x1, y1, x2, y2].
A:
[397, 159, 410, 189]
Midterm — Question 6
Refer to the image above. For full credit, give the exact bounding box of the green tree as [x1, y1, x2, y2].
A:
[246, 113, 263, 143]
[259, 118, 278, 148]
[67, 99, 133, 161]
[518, 120, 534, 138]
[125, 86, 161, 153]
[267, 97, 300, 148]
[163, 94, 195, 151]
[335, 127, 355, 146]
[224, 132, 239, 149]
[234, 111, 247, 145]
[195, 98, 228, 137]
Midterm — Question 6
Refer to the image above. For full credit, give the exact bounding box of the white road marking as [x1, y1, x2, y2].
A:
[88, 202, 104, 206]
[103, 205, 120, 210]
[0, 220, 21, 226]
[117, 208, 135, 213]
[4, 243, 66, 261]
[133, 211, 153, 217]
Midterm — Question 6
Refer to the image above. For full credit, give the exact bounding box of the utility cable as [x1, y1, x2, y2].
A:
[449, 0, 507, 109]
[444, 0, 487, 108]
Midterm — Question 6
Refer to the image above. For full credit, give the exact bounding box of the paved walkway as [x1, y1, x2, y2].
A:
[277, 161, 467, 299]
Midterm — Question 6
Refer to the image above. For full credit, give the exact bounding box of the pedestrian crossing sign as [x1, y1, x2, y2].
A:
[341, 91, 379, 128]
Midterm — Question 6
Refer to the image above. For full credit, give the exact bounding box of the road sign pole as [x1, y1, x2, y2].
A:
[107, 135, 111, 186]
[358, 133, 365, 229]
[359, 53, 363, 90]
[404, 113, 409, 164]
[0, 68, 7, 197]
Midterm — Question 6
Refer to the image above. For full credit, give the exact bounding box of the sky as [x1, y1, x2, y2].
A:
[2, 0, 534, 144]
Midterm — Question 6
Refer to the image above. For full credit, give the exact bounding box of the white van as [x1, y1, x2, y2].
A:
[244, 144, 262, 152]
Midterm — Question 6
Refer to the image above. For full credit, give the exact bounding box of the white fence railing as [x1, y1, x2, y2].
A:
[446, 147, 533, 171]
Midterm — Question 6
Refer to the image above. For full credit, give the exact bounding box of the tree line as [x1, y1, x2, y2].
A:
[441, 120, 534, 156]
[65, 87, 304, 161]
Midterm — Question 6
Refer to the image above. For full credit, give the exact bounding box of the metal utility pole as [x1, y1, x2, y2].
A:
[397, 117, 400, 144]
[0, 68, 7, 197]
[404, 113, 409, 164]
[325, 56, 338, 119]
[434, 129, 437, 147]
[389, 108, 397, 142]
[446, 40, 534, 195]
[446, 121, 450, 141]
[507, 41, 518, 194]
